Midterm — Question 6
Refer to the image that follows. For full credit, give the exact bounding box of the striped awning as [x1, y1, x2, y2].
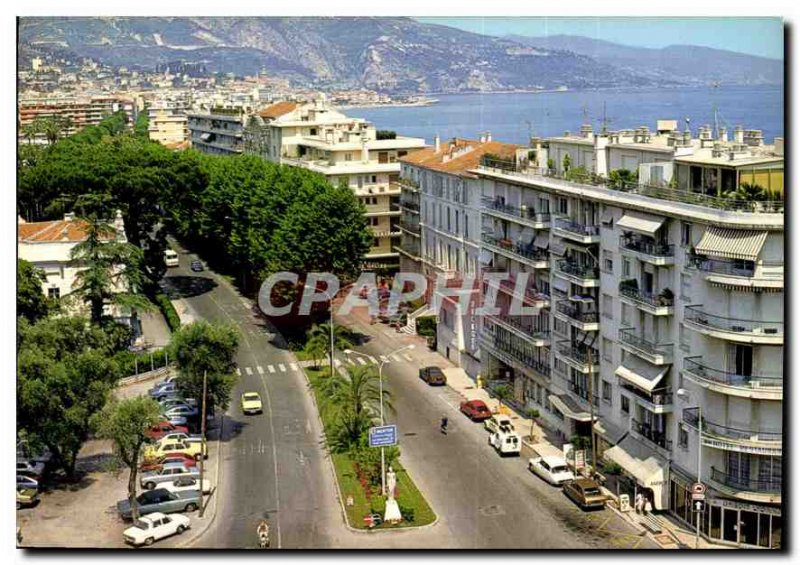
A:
[615, 355, 669, 393]
[695, 227, 768, 261]
[617, 211, 665, 235]
[533, 233, 550, 249]
[548, 394, 592, 422]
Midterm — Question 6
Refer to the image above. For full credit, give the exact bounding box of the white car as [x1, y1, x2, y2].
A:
[163, 476, 212, 495]
[528, 455, 575, 485]
[488, 429, 521, 455]
[123, 512, 190, 546]
[484, 414, 515, 435]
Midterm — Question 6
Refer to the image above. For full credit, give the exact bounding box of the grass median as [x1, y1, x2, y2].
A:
[304, 366, 435, 529]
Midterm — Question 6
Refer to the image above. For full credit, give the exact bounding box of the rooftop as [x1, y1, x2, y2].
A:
[400, 137, 520, 177]
[18, 212, 123, 243]
[257, 101, 298, 120]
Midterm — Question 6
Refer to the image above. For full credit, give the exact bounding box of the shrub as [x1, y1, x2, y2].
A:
[603, 461, 623, 475]
[399, 506, 415, 522]
[155, 293, 181, 331]
[415, 315, 436, 338]
[376, 130, 397, 140]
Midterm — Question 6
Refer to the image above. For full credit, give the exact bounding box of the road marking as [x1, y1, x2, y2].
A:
[391, 354, 401, 362]
[268, 365, 276, 373]
[356, 357, 367, 366]
[368, 355, 379, 364]
[380, 355, 389, 363]
[278, 363, 286, 372]
[245, 367, 253, 376]
[290, 363, 298, 371]
[257, 366, 264, 375]
[347, 358, 356, 365]
[236, 367, 242, 376]
[402, 353, 414, 361]
[333, 359, 342, 368]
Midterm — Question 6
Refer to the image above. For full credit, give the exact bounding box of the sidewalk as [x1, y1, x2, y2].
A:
[139, 310, 171, 349]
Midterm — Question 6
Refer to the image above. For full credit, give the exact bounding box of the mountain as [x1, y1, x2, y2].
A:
[18, 17, 668, 93]
[505, 34, 783, 86]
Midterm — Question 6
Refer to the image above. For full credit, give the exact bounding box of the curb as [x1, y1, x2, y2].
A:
[606, 503, 648, 536]
[175, 414, 225, 548]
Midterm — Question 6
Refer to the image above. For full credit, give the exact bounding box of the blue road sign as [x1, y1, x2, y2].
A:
[369, 425, 398, 447]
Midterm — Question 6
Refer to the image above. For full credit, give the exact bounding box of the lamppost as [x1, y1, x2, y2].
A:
[676, 387, 702, 549]
[317, 288, 337, 379]
[344, 344, 415, 497]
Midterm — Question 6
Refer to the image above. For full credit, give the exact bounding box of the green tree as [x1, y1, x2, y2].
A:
[303, 333, 327, 369]
[308, 323, 354, 376]
[492, 383, 513, 412]
[91, 397, 161, 520]
[562, 153, 571, 173]
[170, 321, 240, 411]
[564, 165, 589, 182]
[134, 108, 150, 139]
[727, 182, 768, 202]
[608, 168, 638, 189]
[524, 408, 540, 440]
[34, 115, 73, 145]
[17, 259, 51, 323]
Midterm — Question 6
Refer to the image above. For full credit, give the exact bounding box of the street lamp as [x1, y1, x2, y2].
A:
[676, 387, 702, 549]
[343, 344, 415, 497]
[317, 288, 337, 379]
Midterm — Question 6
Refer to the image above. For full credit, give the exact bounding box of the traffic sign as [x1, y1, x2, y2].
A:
[693, 500, 706, 513]
[692, 492, 706, 501]
[369, 424, 398, 447]
[692, 482, 706, 495]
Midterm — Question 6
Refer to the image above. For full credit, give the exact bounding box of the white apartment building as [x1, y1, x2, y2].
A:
[148, 103, 189, 147]
[244, 97, 426, 268]
[475, 122, 783, 549]
[397, 135, 520, 375]
[188, 107, 246, 155]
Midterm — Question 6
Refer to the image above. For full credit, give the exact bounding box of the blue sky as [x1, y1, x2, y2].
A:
[415, 17, 783, 60]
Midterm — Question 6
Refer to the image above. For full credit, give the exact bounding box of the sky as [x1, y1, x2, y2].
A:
[415, 17, 784, 60]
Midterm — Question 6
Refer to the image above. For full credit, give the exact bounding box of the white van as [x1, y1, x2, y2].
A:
[164, 249, 179, 267]
[489, 428, 521, 455]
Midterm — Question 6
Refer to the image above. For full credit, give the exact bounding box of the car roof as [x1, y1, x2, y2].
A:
[162, 462, 190, 469]
[574, 478, 599, 487]
[541, 456, 568, 466]
[243, 392, 260, 397]
[469, 399, 487, 406]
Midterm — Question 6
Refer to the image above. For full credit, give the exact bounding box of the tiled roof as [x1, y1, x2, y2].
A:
[18, 218, 112, 243]
[257, 101, 298, 119]
[400, 138, 520, 177]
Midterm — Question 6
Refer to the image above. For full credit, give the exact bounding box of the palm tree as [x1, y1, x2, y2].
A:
[728, 182, 768, 202]
[303, 334, 327, 369]
[307, 323, 354, 375]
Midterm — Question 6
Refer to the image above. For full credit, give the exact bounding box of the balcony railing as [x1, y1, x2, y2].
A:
[400, 221, 421, 235]
[567, 383, 601, 408]
[480, 330, 551, 378]
[556, 260, 599, 280]
[555, 302, 599, 324]
[486, 315, 550, 341]
[556, 342, 599, 366]
[619, 286, 674, 309]
[482, 234, 550, 264]
[399, 200, 420, 212]
[554, 217, 600, 237]
[683, 408, 782, 442]
[631, 419, 672, 450]
[621, 383, 673, 406]
[477, 158, 784, 214]
[710, 467, 782, 495]
[494, 276, 550, 306]
[482, 197, 552, 224]
[619, 235, 675, 258]
[683, 357, 782, 389]
[684, 306, 784, 336]
[395, 241, 420, 257]
[618, 328, 674, 361]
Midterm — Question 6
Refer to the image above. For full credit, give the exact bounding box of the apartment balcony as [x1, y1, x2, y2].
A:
[399, 221, 421, 238]
[620, 384, 673, 414]
[555, 341, 599, 374]
[552, 217, 600, 244]
[618, 285, 674, 316]
[683, 408, 782, 456]
[554, 302, 599, 332]
[631, 419, 672, 452]
[481, 197, 552, 229]
[683, 305, 783, 345]
[399, 200, 420, 213]
[618, 328, 674, 365]
[619, 235, 675, 266]
[482, 234, 550, 269]
[564, 382, 600, 411]
[485, 315, 551, 347]
[395, 240, 421, 260]
[554, 259, 600, 288]
[690, 256, 783, 291]
[709, 467, 782, 504]
[479, 331, 551, 380]
[494, 276, 551, 309]
[392, 178, 420, 193]
[682, 357, 782, 400]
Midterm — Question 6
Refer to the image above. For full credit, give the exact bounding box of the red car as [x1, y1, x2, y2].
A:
[138, 453, 198, 472]
[145, 421, 189, 441]
[460, 399, 492, 422]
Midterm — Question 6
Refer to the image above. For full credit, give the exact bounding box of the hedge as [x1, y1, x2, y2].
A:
[155, 293, 181, 331]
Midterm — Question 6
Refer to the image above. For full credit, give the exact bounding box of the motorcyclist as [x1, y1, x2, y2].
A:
[440, 415, 448, 434]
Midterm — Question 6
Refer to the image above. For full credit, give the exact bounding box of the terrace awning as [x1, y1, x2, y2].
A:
[615, 355, 669, 393]
[695, 227, 768, 261]
[616, 211, 665, 235]
[550, 238, 567, 256]
[548, 394, 592, 422]
[533, 233, 550, 249]
[604, 435, 669, 510]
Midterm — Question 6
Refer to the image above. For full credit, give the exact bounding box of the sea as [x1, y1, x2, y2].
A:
[346, 85, 784, 146]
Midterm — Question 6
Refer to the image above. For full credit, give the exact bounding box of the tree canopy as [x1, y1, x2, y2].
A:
[17, 259, 52, 323]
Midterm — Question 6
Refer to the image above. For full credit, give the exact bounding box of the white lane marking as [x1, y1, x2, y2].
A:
[347, 358, 356, 365]
[368, 355, 379, 364]
[257, 366, 264, 375]
[278, 363, 286, 372]
[333, 359, 342, 368]
[245, 367, 253, 376]
[402, 353, 414, 362]
[268, 365, 276, 373]
[290, 363, 298, 371]
[356, 357, 367, 366]
[380, 355, 389, 363]
[391, 354, 401, 362]
[236, 367, 242, 376]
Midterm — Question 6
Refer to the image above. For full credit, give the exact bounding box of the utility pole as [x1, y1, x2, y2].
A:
[588, 349, 597, 478]
[199, 370, 208, 517]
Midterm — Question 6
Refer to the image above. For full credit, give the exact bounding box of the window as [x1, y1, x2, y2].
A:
[621, 395, 630, 414]
[680, 273, 691, 301]
[621, 303, 631, 326]
[373, 238, 380, 247]
[455, 211, 459, 235]
[678, 426, 689, 449]
[622, 258, 631, 278]
[47, 287, 60, 299]
[345, 153, 352, 161]
[602, 250, 613, 274]
[464, 215, 469, 238]
[554, 318, 569, 336]
[310, 128, 317, 136]
[602, 381, 612, 403]
[557, 197, 568, 215]
[447, 208, 451, 231]
[679, 325, 691, 352]
[681, 222, 692, 247]
[602, 337, 613, 362]
[602, 293, 613, 320]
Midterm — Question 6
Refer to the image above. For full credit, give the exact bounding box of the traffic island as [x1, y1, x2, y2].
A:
[304, 366, 436, 530]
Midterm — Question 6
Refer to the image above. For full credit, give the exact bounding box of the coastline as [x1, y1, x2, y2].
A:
[334, 100, 439, 110]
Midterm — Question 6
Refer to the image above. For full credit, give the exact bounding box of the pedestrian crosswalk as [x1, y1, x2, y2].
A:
[235, 348, 418, 379]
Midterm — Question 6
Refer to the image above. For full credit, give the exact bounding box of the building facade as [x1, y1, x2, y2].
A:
[148, 104, 189, 147]
[188, 107, 246, 155]
[244, 98, 426, 269]
[18, 95, 137, 143]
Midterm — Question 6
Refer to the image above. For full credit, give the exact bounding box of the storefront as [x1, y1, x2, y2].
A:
[603, 434, 669, 510]
[670, 471, 782, 549]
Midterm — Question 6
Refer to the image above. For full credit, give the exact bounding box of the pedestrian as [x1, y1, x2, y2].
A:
[634, 492, 644, 514]
[644, 497, 653, 515]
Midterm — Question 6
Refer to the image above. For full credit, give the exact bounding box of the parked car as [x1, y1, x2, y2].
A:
[484, 414, 515, 435]
[419, 366, 447, 386]
[528, 456, 575, 486]
[155, 432, 202, 445]
[16, 487, 39, 509]
[145, 421, 189, 441]
[140, 462, 200, 490]
[489, 429, 521, 455]
[139, 453, 198, 473]
[17, 441, 52, 466]
[16, 459, 45, 479]
[166, 415, 188, 427]
[460, 399, 492, 422]
[162, 476, 212, 495]
[563, 478, 608, 510]
[123, 512, 191, 547]
[16, 475, 39, 491]
[240, 392, 263, 415]
[162, 405, 199, 419]
[149, 382, 177, 398]
[143, 440, 205, 462]
[117, 488, 201, 521]
[158, 398, 191, 413]
[190, 260, 204, 272]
